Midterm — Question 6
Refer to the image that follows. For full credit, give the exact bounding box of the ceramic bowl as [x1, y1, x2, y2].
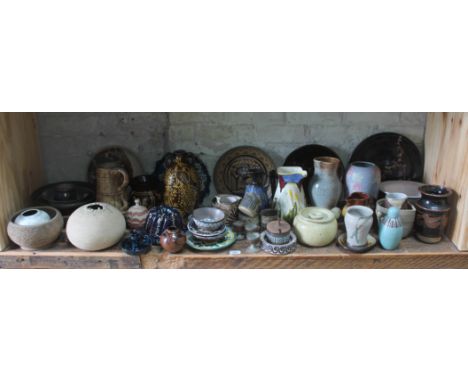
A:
[8, 207, 64, 250]
[14, 208, 51, 226]
[376, 198, 416, 238]
[192, 207, 225, 232]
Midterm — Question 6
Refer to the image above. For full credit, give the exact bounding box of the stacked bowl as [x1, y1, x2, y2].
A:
[188, 208, 227, 243]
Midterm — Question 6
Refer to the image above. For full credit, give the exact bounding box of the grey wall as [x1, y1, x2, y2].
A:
[38, 112, 426, 203]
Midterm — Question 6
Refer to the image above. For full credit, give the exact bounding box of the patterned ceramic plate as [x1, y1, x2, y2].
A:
[213, 146, 276, 196]
[186, 228, 237, 252]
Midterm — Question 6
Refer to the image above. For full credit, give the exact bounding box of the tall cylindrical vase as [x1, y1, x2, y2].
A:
[346, 161, 381, 199]
[309, 156, 342, 209]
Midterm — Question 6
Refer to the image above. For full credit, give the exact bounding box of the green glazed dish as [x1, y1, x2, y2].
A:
[186, 228, 237, 252]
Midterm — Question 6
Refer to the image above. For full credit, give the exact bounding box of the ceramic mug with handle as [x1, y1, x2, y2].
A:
[212, 194, 242, 224]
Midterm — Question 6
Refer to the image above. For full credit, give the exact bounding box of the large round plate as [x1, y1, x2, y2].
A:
[154, 150, 211, 205]
[349, 133, 423, 181]
[186, 228, 237, 252]
[214, 146, 276, 196]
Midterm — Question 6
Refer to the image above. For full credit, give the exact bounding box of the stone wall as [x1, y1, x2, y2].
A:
[38, 112, 426, 203]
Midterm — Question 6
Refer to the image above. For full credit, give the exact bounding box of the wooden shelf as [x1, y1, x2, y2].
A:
[1, 234, 466, 269]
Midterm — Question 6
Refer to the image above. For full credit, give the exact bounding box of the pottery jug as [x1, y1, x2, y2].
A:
[212, 194, 242, 225]
[379, 206, 403, 250]
[96, 161, 130, 212]
[293, 207, 340, 247]
[273, 167, 308, 224]
[414, 185, 452, 244]
[346, 161, 381, 199]
[163, 154, 200, 217]
[309, 156, 343, 209]
[66, 202, 126, 251]
[160, 226, 187, 253]
[344, 206, 373, 248]
[126, 199, 149, 230]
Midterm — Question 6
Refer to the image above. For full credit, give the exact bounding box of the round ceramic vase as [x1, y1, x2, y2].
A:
[309, 156, 342, 209]
[160, 226, 186, 253]
[344, 206, 373, 248]
[379, 207, 403, 250]
[346, 161, 381, 199]
[66, 203, 126, 251]
[293, 207, 340, 247]
[126, 199, 149, 230]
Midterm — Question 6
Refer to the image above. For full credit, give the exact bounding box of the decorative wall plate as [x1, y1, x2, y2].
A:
[154, 150, 211, 205]
[214, 146, 276, 196]
[186, 228, 237, 252]
[349, 133, 423, 181]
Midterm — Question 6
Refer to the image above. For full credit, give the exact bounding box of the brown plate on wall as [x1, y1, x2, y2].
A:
[213, 146, 276, 196]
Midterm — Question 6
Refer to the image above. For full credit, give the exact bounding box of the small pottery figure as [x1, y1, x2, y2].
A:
[273, 167, 308, 224]
[309, 156, 343, 209]
[126, 199, 149, 230]
[414, 185, 452, 244]
[160, 226, 187, 253]
[376, 199, 416, 238]
[121, 230, 153, 256]
[130, 175, 161, 209]
[342, 192, 370, 216]
[346, 161, 381, 199]
[96, 161, 130, 212]
[212, 194, 242, 225]
[14, 209, 51, 226]
[145, 205, 185, 245]
[293, 207, 341, 247]
[66, 203, 126, 251]
[344, 206, 374, 248]
[8, 207, 64, 250]
[163, 153, 201, 218]
[379, 207, 403, 250]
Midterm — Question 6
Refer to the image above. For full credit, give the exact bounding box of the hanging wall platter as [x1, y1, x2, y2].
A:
[213, 146, 276, 196]
[154, 150, 211, 205]
[88, 146, 143, 184]
[349, 133, 423, 181]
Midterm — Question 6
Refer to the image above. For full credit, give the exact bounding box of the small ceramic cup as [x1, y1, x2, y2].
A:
[385, 192, 408, 209]
[345, 206, 374, 248]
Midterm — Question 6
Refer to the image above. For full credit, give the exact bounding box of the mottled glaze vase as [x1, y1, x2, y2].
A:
[309, 156, 342, 209]
[379, 207, 403, 250]
[346, 161, 381, 199]
[145, 205, 185, 245]
[414, 185, 452, 244]
[163, 154, 200, 217]
[160, 226, 186, 253]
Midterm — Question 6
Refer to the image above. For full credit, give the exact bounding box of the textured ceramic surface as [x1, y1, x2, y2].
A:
[96, 161, 130, 212]
[8, 207, 64, 250]
[376, 198, 416, 238]
[344, 206, 374, 248]
[160, 226, 187, 253]
[145, 205, 185, 245]
[186, 228, 237, 251]
[414, 185, 452, 244]
[293, 207, 339, 247]
[379, 207, 403, 250]
[309, 156, 343, 209]
[126, 199, 149, 230]
[14, 209, 51, 226]
[121, 231, 153, 256]
[346, 161, 382, 199]
[212, 194, 241, 225]
[273, 167, 308, 224]
[66, 203, 126, 251]
[261, 232, 297, 255]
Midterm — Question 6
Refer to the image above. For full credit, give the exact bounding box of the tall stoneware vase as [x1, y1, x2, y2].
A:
[309, 156, 342, 209]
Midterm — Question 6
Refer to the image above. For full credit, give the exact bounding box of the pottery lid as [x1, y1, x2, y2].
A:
[297, 207, 336, 224]
[128, 199, 148, 213]
[266, 220, 291, 235]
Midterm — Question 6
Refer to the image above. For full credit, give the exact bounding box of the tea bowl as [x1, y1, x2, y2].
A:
[192, 207, 225, 232]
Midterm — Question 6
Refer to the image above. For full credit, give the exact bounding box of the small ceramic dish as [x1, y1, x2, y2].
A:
[337, 233, 377, 253]
[192, 208, 225, 231]
[261, 231, 297, 255]
[186, 228, 237, 252]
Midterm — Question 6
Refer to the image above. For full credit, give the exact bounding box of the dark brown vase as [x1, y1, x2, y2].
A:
[160, 226, 186, 253]
[163, 154, 200, 217]
[415, 185, 452, 244]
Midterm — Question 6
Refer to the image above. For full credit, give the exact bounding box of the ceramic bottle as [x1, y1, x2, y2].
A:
[309, 156, 342, 209]
[346, 161, 381, 199]
[273, 167, 308, 224]
[379, 207, 403, 250]
[160, 226, 186, 253]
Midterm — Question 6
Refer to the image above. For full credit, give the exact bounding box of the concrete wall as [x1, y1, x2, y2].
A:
[38, 112, 426, 203]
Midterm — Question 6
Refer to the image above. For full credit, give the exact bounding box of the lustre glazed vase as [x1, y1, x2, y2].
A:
[309, 156, 342, 209]
[160, 226, 186, 253]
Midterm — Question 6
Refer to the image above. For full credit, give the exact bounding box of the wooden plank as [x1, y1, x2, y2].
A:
[0, 113, 43, 250]
[424, 113, 468, 251]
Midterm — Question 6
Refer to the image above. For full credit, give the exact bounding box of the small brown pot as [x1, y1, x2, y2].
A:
[160, 226, 186, 253]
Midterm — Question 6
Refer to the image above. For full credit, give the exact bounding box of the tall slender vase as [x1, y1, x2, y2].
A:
[346, 161, 381, 199]
[309, 156, 342, 209]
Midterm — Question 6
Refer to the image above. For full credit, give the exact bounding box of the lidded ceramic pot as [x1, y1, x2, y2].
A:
[66, 202, 126, 251]
[346, 161, 381, 199]
[160, 226, 186, 254]
[379, 206, 403, 250]
[266, 220, 291, 245]
[414, 185, 452, 244]
[309, 156, 343, 209]
[126, 199, 149, 230]
[293, 207, 340, 247]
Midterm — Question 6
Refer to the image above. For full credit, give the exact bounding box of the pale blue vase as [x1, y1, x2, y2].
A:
[379, 207, 403, 250]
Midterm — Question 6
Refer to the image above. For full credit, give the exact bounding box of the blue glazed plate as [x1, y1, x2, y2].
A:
[186, 228, 237, 252]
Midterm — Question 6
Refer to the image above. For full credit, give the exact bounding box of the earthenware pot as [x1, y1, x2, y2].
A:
[8, 207, 64, 250]
[379, 207, 403, 250]
[376, 199, 416, 238]
[273, 167, 308, 224]
[130, 175, 161, 209]
[145, 205, 185, 245]
[126, 199, 149, 230]
[293, 207, 340, 247]
[96, 161, 130, 212]
[163, 154, 201, 217]
[66, 203, 126, 251]
[160, 226, 186, 253]
[346, 161, 381, 199]
[414, 185, 452, 244]
[309, 156, 343, 209]
[212, 194, 241, 225]
[344, 206, 374, 248]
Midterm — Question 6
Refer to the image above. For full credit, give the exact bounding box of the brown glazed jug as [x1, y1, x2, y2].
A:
[96, 161, 130, 212]
[160, 226, 186, 253]
[163, 154, 200, 217]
